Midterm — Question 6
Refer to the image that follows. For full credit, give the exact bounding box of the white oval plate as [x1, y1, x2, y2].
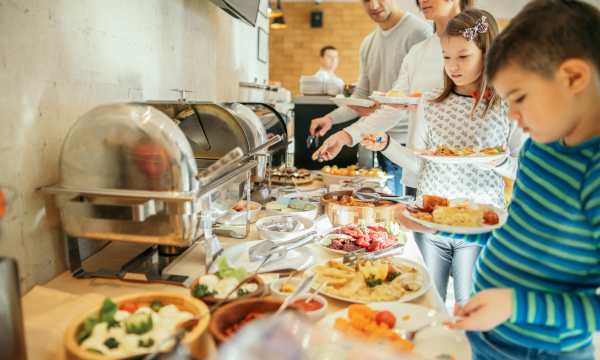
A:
[415, 151, 508, 165]
[318, 225, 406, 255]
[403, 205, 507, 235]
[212, 240, 315, 273]
[319, 171, 390, 185]
[307, 257, 431, 304]
[369, 95, 421, 105]
[318, 302, 471, 360]
[331, 97, 375, 108]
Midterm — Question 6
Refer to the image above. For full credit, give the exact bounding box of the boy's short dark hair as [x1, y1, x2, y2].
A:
[486, 0, 600, 81]
[415, 0, 474, 11]
[320, 45, 337, 57]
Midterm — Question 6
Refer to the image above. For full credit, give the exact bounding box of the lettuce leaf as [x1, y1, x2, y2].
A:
[216, 257, 247, 281]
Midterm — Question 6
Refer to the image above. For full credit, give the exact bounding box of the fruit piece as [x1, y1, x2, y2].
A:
[483, 210, 499, 225]
[375, 311, 396, 328]
[124, 312, 153, 335]
[119, 302, 139, 313]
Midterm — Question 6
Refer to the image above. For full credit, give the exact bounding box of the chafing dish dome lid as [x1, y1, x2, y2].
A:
[59, 103, 199, 193]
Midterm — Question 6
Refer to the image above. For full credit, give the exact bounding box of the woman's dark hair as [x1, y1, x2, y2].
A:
[320, 45, 337, 57]
[487, 0, 600, 81]
[415, 0, 474, 11]
[433, 8, 500, 118]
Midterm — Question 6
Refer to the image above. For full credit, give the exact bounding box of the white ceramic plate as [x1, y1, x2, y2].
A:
[211, 240, 315, 273]
[369, 95, 421, 105]
[318, 225, 405, 255]
[415, 150, 508, 164]
[308, 257, 431, 304]
[318, 302, 471, 360]
[319, 171, 390, 186]
[331, 97, 375, 108]
[403, 205, 507, 235]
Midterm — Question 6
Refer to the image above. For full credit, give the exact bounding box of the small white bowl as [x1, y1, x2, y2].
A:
[269, 277, 303, 298]
[216, 201, 262, 225]
[289, 294, 328, 321]
[255, 214, 315, 242]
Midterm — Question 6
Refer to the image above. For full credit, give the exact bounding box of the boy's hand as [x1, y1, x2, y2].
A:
[361, 131, 388, 152]
[449, 288, 513, 331]
[311, 131, 352, 162]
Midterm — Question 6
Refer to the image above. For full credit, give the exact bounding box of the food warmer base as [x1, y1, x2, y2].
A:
[65, 235, 200, 286]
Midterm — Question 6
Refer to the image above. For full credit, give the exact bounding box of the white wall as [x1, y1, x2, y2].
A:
[0, 0, 268, 291]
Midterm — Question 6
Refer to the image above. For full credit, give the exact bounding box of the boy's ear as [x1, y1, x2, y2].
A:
[557, 58, 592, 95]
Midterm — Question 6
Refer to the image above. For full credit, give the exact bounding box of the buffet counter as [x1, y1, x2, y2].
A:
[21, 216, 445, 359]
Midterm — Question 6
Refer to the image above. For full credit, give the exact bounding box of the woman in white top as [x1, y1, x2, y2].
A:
[313, 0, 473, 194]
[363, 10, 525, 304]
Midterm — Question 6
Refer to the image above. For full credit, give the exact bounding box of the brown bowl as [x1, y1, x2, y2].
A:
[190, 274, 265, 305]
[64, 292, 210, 360]
[208, 297, 299, 345]
[321, 190, 401, 226]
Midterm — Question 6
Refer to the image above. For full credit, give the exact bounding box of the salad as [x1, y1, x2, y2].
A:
[192, 257, 258, 299]
[320, 224, 401, 253]
[76, 298, 194, 357]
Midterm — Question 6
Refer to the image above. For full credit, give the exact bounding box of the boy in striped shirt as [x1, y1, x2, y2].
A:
[399, 1, 600, 358]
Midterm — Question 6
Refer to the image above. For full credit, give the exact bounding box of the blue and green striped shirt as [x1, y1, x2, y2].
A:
[449, 136, 600, 352]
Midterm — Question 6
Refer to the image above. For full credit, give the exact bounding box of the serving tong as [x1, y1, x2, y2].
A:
[249, 230, 318, 262]
[354, 188, 422, 212]
[342, 242, 405, 267]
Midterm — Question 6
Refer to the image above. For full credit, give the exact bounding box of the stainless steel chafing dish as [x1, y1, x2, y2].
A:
[43, 101, 285, 284]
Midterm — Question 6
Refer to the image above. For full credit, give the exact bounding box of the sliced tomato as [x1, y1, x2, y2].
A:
[483, 210, 499, 225]
[375, 310, 396, 328]
[119, 302, 139, 313]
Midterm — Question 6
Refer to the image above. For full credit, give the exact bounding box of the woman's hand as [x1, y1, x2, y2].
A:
[312, 131, 353, 162]
[448, 288, 514, 331]
[385, 103, 419, 111]
[361, 131, 389, 152]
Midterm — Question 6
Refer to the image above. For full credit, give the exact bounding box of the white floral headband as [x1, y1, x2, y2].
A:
[462, 16, 489, 41]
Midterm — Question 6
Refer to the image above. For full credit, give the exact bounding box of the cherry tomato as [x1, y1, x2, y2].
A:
[483, 210, 499, 225]
[375, 310, 396, 328]
[119, 302, 139, 313]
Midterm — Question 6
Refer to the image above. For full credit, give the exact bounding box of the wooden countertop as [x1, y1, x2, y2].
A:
[22, 213, 445, 360]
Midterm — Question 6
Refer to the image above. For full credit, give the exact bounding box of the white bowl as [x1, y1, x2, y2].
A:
[255, 215, 315, 242]
[269, 277, 304, 298]
[264, 201, 319, 220]
[289, 294, 328, 321]
[216, 201, 262, 225]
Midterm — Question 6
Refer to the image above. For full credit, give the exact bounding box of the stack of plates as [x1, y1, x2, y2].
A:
[299, 75, 325, 95]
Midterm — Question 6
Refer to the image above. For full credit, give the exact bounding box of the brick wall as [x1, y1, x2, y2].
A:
[269, 2, 376, 95]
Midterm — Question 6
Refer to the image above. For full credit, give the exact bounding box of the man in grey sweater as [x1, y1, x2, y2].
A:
[310, 0, 431, 195]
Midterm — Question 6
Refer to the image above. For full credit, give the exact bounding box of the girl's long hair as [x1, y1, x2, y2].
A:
[433, 9, 500, 118]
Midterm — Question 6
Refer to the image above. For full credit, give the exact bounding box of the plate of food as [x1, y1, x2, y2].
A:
[269, 166, 313, 185]
[309, 257, 430, 304]
[404, 195, 507, 234]
[321, 191, 400, 226]
[331, 96, 376, 108]
[319, 165, 388, 185]
[319, 223, 405, 254]
[216, 200, 262, 225]
[319, 303, 471, 359]
[415, 145, 508, 164]
[369, 90, 422, 105]
[264, 199, 319, 220]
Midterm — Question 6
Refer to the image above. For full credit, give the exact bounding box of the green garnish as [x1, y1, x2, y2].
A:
[386, 271, 401, 282]
[192, 284, 217, 298]
[76, 318, 98, 344]
[237, 288, 250, 297]
[366, 275, 383, 288]
[124, 312, 153, 335]
[103, 337, 119, 349]
[98, 298, 117, 324]
[86, 348, 103, 354]
[150, 300, 163, 312]
[138, 338, 155, 348]
[217, 257, 247, 281]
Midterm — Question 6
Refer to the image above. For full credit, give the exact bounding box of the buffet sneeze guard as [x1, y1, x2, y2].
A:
[43, 102, 284, 285]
